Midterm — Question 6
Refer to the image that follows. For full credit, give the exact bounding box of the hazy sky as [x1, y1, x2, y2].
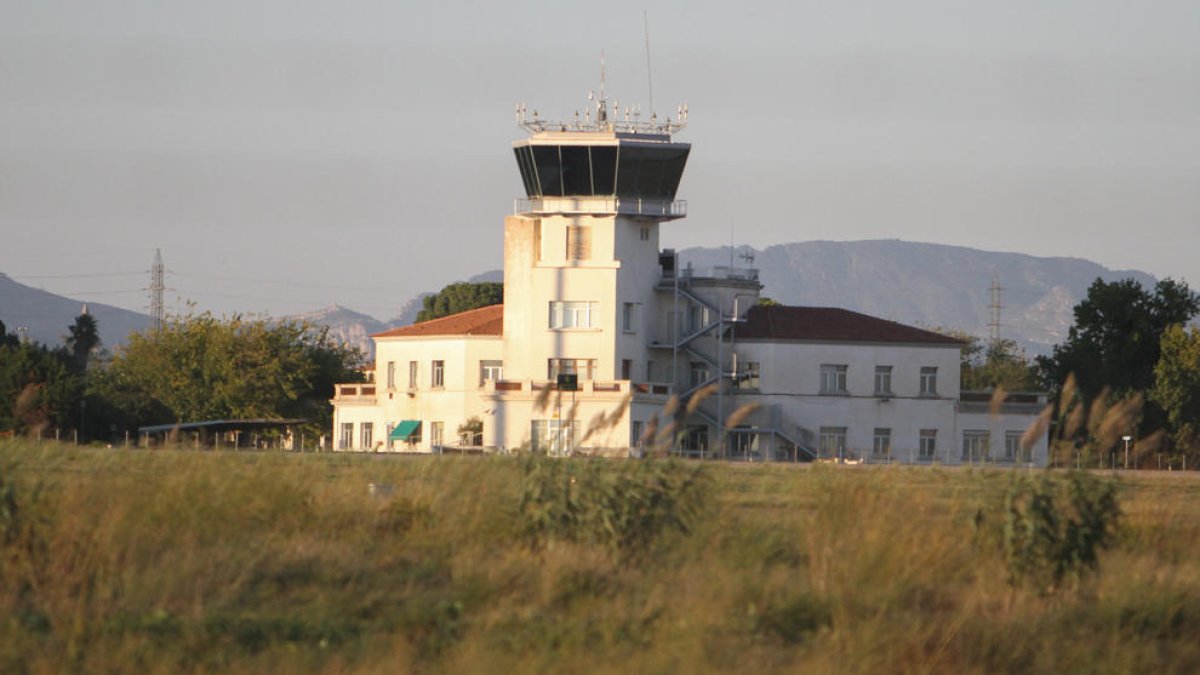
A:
[2, 1, 1197, 319]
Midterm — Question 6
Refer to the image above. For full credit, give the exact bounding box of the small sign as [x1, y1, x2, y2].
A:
[556, 373, 579, 391]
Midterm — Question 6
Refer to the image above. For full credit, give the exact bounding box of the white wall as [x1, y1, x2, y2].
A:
[731, 339, 964, 461]
[332, 334, 502, 452]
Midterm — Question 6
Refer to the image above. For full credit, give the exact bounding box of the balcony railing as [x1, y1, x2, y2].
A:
[515, 197, 686, 219]
[333, 383, 376, 401]
[958, 390, 1048, 415]
[484, 379, 673, 396]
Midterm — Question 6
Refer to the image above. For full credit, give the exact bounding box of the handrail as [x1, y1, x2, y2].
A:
[515, 197, 687, 218]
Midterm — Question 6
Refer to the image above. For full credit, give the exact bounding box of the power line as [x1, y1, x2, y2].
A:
[169, 270, 419, 295]
[47, 289, 147, 296]
[8, 271, 145, 280]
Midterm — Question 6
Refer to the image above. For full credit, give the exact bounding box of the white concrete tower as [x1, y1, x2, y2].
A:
[502, 92, 690, 388]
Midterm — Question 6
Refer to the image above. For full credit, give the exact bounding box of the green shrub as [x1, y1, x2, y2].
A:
[518, 454, 709, 557]
[1003, 471, 1120, 593]
[751, 595, 831, 644]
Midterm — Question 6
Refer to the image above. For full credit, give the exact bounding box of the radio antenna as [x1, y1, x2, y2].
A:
[643, 11, 655, 117]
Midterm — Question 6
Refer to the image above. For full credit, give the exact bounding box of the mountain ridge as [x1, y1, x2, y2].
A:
[676, 239, 1157, 355]
[0, 273, 150, 350]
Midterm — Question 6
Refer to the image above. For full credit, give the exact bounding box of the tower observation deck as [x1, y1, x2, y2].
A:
[512, 95, 690, 221]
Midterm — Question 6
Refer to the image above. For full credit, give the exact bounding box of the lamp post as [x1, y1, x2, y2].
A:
[1123, 435, 1132, 470]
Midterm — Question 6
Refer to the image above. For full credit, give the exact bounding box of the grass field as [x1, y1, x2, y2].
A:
[2, 442, 1199, 674]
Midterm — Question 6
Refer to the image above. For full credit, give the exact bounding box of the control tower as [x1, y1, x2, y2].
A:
[501, 88, 691, 389]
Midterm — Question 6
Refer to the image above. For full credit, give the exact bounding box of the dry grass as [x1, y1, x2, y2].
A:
[2, 442, 1199, 673]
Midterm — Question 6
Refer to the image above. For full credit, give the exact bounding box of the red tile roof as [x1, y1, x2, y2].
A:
[372, 304, 503, 338]
[736, 305, 964, 345]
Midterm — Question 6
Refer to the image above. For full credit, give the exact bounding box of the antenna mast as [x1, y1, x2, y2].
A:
[643, 11, 654, 117]
[515, 51, 686, 136]
[600, 50, 606, 104]
[150, 248, 165, 332]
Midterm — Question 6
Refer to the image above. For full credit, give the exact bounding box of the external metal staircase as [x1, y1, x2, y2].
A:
[650, 263, 817, 460]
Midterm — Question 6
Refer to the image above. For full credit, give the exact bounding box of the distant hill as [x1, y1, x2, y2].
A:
[386, 269, 503, 328]
[284, 304, 390, 360]
[677, 240, 1158, 355]
[295, 244, 1163, 359]
[0, 273, 149, 349]
[287, 269, 506, 358]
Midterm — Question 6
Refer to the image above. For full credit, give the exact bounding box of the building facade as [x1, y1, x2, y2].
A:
[331, 94, 1049, 465]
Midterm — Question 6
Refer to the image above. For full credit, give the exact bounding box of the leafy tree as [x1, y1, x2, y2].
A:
[1038, 278, 1199, 398]
[457, 416, 483, 446]
[416, 282, 503, 323]
[933, 328, 1040, 392]
[0, 320, 18, 348]
[0, 338, 82, 436]
[65, 313, 100, 372]
[1037, 277, 1200, 439]
[1151, 325, 1200, 453]
[89, 313, 365, 435]
[963, 338, 1039, 391]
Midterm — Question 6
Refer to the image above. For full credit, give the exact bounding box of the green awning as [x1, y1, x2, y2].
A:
[389, 420, 421, 442]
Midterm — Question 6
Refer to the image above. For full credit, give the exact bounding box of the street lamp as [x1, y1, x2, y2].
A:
[1123, 435, 1132, 470]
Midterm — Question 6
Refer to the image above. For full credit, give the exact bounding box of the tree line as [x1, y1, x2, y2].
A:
[0, 313, 364, 443]
[3, 277, 1198, 462]
[948, 277, 1200, 465]
[0, 279, 499, 444]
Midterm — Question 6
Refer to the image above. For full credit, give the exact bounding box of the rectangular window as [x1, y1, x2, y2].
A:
[566, 224, 591, 260]
[387, 361, 396, 389]
[639, 226, 650, 241]
[818, 426, 848, 459]
[549, 301, 595, 329]
[430, 421, 444, 448]
[682, 425, 708, 452]
[479, 360, 503, 387]
[1005, 431, 1027, 462]
[339, 422, 353, 450]
[873, 428, 891, 458]
[631, 420, 644, 449]
[408, 361, 418, 389]
[385, 423, 394, 450]
[431, 360, 445, 389]
[919, 429, 937, 460]
[621, 359, 632, 380]
[740, 361, 761, 389]
[531, 419, 571, 455]
[730, 429, 757, 456]
[547, 358, 595, 381]
[962, 430, 990, 462]
[622, 302, 637, 332]
[690, 361, 711, 388]
[361, 422, 373, 450]
[820, 364, 848, 395]
[920, 367, 938, 396]
[874, 366, 892, 396]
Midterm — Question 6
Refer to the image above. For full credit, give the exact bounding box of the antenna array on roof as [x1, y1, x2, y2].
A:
[515, 54, 686, 136]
